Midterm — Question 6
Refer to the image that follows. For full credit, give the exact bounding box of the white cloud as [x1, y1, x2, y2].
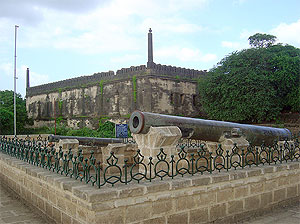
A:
[0, 0, 210, 56]
[110, 54, 143, 63]
[19, 65, 49, 87]
[271, 19, 300, 47]
[221, 41, 241, 49]
[238, 20, 300, 49]
[156, 46, 217, 63]
[221, 29, 261, 50]
[140, 18, 204, 34]
[0, 0, 107, 25]
[0, 62, 12, 77]
[233, 0, 247, 5]
[201, 53, 218, 62]
[221, 40, 248, 50]
[239, 29, 263, 40]
[0, 62, 49, 97]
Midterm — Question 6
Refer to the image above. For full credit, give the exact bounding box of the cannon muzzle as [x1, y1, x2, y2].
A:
[129, 111, 292, 146]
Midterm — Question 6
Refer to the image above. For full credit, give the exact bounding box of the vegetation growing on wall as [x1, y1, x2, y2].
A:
[56, 116, 64, 125]
[199, 34, 300, 123]
[98, 116, 110, 124]
[132, 75, 137, 102]
[58, 100, 63, 111]
[99, 80, 104, 96]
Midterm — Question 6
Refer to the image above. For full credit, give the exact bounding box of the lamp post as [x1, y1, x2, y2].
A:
[14, 25, 19, 136]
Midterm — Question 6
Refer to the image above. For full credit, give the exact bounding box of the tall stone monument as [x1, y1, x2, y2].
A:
[147, 28, 154, 68]
[26, 68, 30, 88]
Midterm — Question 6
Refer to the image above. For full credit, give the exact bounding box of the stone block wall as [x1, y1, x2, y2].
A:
[26, 73, 201, 129]
[0, 152, 299, 224]
[149, 63, 206, 79]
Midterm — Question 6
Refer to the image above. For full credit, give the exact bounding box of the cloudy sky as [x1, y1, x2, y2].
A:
[0, 0, 299, 97]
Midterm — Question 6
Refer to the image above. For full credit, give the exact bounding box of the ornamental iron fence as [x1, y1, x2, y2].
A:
[3, 134, 136, 146]
[0, 136, 299, 188]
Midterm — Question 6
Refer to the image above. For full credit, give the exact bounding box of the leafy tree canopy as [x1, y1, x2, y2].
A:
[0, 90, 30, 135]
[199, 40, 300, 123]
[248, 33, 277, 48]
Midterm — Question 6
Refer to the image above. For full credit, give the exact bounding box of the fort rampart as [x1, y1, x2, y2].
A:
[26, 64, 205, 97]
[26, 66, 206, 129]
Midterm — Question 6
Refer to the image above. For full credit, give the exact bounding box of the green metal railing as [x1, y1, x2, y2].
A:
[0, 136, 299, 188]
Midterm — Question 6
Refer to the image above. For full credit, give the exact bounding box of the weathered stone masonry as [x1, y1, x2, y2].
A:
[26, 70, 206, 129]
[0, 152, 299, 224]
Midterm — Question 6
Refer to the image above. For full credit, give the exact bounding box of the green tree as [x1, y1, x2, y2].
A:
[248, 33, 277, 48]
[0, 108, 13, 135]
[199, 41, 300, 123]
[0, 90, 30, 135]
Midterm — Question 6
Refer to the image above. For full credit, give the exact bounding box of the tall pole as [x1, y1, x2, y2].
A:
[54, 99, 56, 135]
[14, 25, 19, 136]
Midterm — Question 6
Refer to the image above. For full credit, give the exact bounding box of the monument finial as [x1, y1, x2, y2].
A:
[149, 28, 152, 33]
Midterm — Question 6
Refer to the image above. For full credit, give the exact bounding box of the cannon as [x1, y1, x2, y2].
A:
[48, 135, 123, 146]
[129, 111, 292, 146]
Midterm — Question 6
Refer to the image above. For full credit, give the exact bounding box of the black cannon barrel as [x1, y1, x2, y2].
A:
[48, 135, 123, 146]
[129, 111, 292, 146]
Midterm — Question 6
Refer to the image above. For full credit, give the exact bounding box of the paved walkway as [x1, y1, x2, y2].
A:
[243, 203, 300, 224]
[0, 184, 50, 224]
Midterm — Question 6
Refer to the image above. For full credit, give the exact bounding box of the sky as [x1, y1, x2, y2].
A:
[0, 0, 300, 98]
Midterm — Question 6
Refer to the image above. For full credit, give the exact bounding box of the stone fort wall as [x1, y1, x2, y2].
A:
[26, 65, 206, 129]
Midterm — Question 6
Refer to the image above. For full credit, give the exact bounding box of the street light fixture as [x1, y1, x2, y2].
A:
[14, 25, 19, 136]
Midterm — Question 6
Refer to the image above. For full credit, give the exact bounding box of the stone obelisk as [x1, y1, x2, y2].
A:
[147, 28, 154, 68]
[26, 68, 30, 88]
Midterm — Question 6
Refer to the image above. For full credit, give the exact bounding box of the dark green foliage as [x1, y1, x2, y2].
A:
[52, 124, 70, 135]
[199, 43, 300, 122]
[0, 108, 13, 134]
[0, 90, 31, 134]
[248, 33, 277, 48]
[97, 121, 115, 138]
[66, 126, 99, 137]
[29, 121, 117, 138]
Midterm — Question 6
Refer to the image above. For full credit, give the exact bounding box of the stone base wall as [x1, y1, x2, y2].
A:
[0, 152, 299, 224]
